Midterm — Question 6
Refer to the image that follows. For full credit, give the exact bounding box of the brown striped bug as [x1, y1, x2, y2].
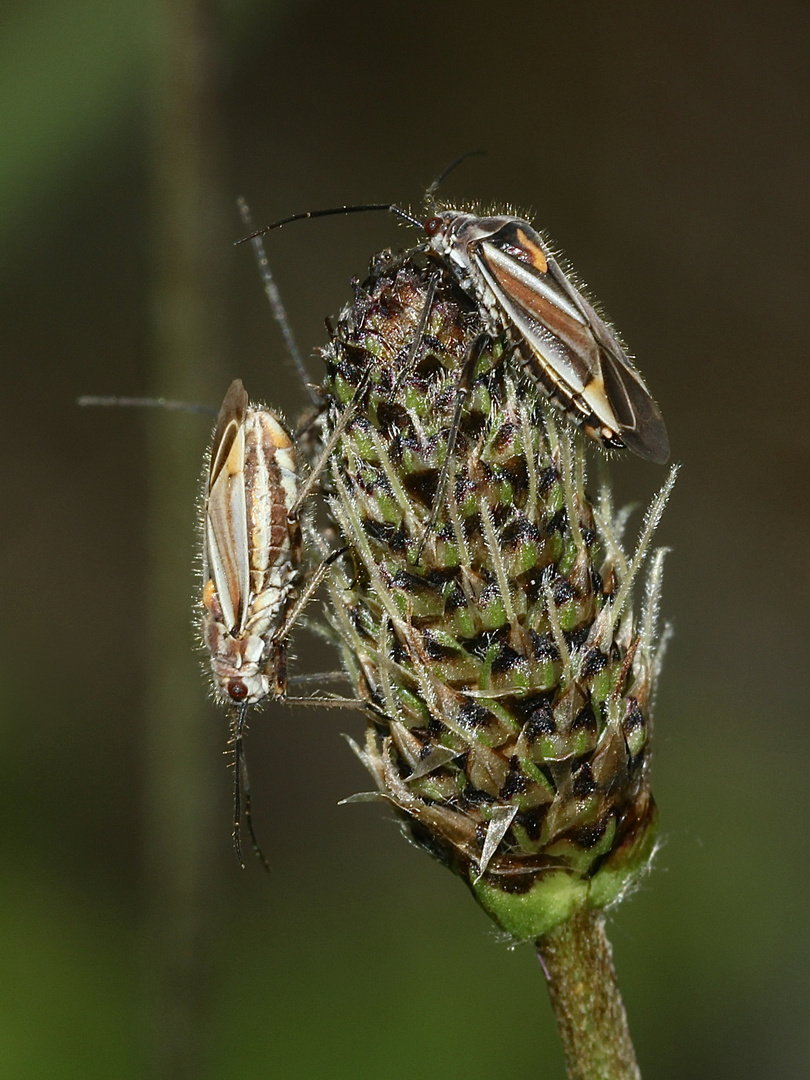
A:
[239, 160, 669, 464]
[202, 378, 302, 710]
[83, 377, 351, 869]
[202, 379, 304, 869]
[417, 209, 669, 463]
[200, 376, 356, 869]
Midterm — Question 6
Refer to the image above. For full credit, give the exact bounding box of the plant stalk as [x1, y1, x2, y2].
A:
[536, 910, 641, 1080]
[144, 0, 227, 1075]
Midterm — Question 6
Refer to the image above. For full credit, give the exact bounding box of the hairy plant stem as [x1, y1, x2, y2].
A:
[537, 910, 641, 1080]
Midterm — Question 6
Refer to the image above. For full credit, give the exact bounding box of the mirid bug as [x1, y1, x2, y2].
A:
[240, 177, 669, 463]
[200, 379, 303, 870]
[420, 211, 669, 464]
[201, 377, 302, 707]
[201, 376, 361, 868]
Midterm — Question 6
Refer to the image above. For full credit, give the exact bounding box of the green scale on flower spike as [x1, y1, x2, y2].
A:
[321, 253, 673, 941]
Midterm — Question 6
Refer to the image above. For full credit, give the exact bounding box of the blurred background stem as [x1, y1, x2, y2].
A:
[537, 911, 641, 1080]
[143, 0, 228, 1075]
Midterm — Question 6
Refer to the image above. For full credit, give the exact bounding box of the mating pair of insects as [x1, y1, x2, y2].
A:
[203, 179, 670, 866]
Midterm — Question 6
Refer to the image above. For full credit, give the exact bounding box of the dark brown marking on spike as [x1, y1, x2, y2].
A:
[491, 644, 524, 675]
[530, 633, 560, 662]
[571, 703, 598, 735]
[572, 761, 597, 798]
[580, 648, 609, 679]
[573, 816, 610, 851]
[552, 579, 578, 605]
[622, 699, 646, 735]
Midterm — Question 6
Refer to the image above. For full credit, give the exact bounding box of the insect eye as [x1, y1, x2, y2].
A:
[227, 678, 249, 702]
[424, 217, 444, 236]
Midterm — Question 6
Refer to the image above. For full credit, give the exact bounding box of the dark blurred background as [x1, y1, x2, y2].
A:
[2, 1, 809, 1077]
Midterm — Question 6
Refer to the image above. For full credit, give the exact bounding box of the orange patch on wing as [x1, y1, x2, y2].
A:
[516, 228, 548, 273]
[266, 415, 293, 451]
[203, 578, 221, 618]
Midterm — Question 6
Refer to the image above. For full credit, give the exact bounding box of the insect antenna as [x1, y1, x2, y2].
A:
[77, 396, 217, 416]
[231, 702, 271, 872]
[423, 149, 486, 210]
[236, 202, 424, 245]
[237, 197, 320, 406]
[235, 150, 488, 247]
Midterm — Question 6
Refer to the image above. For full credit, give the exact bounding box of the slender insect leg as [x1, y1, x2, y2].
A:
[389, 271, 439, 400]
[270, 642, 288, 697]
[287, 671, 350, 689]
[278, 696, 368, 710]
[231, 702, 271, 872]
[414, 333, 489, 561]
[273, 546, 349, 650]
[77, 396, 217, 416]
[289, 369, 371, 519]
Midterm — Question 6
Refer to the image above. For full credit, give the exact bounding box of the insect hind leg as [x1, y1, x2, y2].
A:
[414, 332, 490, 562]
[231, 703, 271, 873]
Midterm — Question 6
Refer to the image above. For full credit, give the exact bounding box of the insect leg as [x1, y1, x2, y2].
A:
[414, 332, 489, 562]
[389, 271, 439, 400]
[287, 671, 351, 688]
[231, 702, 271, 872]
[77, 396, 217, 416]
[272, 545, 348, 650]
[289, 369, 371, 519]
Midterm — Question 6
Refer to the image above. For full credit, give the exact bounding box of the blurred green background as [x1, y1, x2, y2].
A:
[2, 0, 809, 1077]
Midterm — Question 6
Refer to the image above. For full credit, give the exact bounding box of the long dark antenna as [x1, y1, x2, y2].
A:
[236, 202, 423, 245]
[236, 153, 487, 247]
[424, 150, 487, 206]
[237, 197, 319, 406]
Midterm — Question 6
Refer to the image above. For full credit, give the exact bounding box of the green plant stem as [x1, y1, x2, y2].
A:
[536, 910, 641, 1080]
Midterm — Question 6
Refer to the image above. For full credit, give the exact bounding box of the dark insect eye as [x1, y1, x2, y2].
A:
[424, 217, 443, 236]
[228, 678, 249, 701]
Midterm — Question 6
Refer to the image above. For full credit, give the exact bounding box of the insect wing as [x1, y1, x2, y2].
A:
[555, 272, 670, 463]
[205, 380, 251, 633]
[474, 225, 597, 393]
[471, 219, 669, 462]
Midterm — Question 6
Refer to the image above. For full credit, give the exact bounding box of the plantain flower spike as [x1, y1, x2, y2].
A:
[321, 253, 676, 941]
